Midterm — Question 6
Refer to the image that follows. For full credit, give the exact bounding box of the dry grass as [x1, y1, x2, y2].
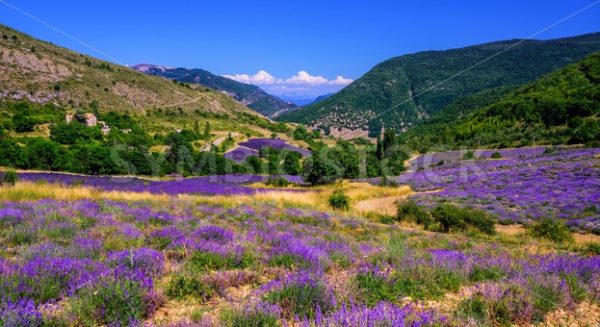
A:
[0, 180, 412, 218]
[0, 181, 171, 203]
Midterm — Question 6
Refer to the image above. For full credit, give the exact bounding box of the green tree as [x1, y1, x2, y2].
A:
[0, 139, 26, 168]
[165, 132, 195, 175]
[283, 151, 302, 175]
[245, 156, 264, 175]
[203, 122, 211, 139]
[302, 147, 343, 185]
[375, 134, 383, 160]
[70, 143, 117, 175]
[50, 122, 102, 145]
[570, 120, 600, 145]
[382, 128, 396, 157]
[12, 112, 36, 133]
[332, 141, 360, 179]
[24, 138, 61, 170]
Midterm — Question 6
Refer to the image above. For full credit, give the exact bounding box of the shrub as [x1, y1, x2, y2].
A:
[431, 204, 467, 233]
[12, 112, 36, 133]
[529, 218, 573, 243]
[396, 201, 432, 227]
[221, 304, 281, 327]
[7, 226, 37, 246]
[463, 209, 496, 235]
[268, 254, 307, 269]
[354, 272, 394, 306]
[490, 151, 502, 159]
[263, 275, 334, 319]
[0, 169, 18, 185]
[468, 265, 506, 282]
[328, 189, 349, 211]
[531, 283, 563, 318]
[188, 251, 254, 272]
[380, 215, 396, 224]
[463, 150, 475, 160]
[585, 243, 600, 255]
[456, 294, 488, 323]
[166, 275, 213, 301]
[265, 177, 289, 187]
[71, 278, 157, 326]
[430, 204, 496, 234]
[356, 267, 463, 303]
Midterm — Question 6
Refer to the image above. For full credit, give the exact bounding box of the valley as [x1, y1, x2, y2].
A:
[0, 6, 599, 326]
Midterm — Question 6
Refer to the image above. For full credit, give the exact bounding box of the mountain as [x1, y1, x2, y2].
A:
[132, 64, 296, 117]
[277, 33, 600, 137]
[307, 93, 334, 105]
[0, 24, 267, 132]
[400, 52, 600, 150]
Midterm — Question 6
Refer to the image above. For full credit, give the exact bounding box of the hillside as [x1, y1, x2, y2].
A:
[277, 33, 600, 136]
[307, 93, 334, 105]
[400, 52, 600, 150]
[0, 24, 267, 130]
[133, 64, 296, 117]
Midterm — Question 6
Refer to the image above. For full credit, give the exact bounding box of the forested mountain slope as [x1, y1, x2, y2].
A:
[278, 33, 600, 137]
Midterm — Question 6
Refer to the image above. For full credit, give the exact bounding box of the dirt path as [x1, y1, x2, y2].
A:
[354, 195, 408, 215]
[354, 190, 440, 216]
[201, 132, 240, 151]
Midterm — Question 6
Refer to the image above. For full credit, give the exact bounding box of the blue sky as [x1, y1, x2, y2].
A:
[1, 0, 599, 99]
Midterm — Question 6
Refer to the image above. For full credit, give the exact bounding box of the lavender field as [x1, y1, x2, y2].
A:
[0, 147, 599, 326]
[0, 198, 599, 326]
[382, 147, 600, 233]
[15, 173, 305, 196]
[225, 138, 311, 163]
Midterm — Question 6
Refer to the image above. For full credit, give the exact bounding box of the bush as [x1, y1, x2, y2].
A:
[268, 254, 307, 269]
[396, 201, 432, 227]
[12, 112, 36, 133]
[431, 204, 495, 234]
[0, 169, 18, 185]
[490, 151, 502, 159]
[263, 281, 333, 319]
[529, 218, 573, 243]
[356, 267, 463, 303]
[463, 151, 475, 160]
[328, 189, 349, 211]
[166, 275, 213, 301]
[221, 306, 281, 327]
[431, 204, 467, 232]
[464, 209, 496, 235]
[585, 243, 600, 255]
[265, 177, 289, 187]
[188, 251, 254, 272]
[71, 278, 156, 326]
[456, 293, 516, 326]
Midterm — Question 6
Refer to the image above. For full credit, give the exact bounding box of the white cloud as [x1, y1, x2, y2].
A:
[222, 70, 277, 85]
[285, 71, 328, 85]
[329, 75, 354, 85]
[222, 70, 353, 99]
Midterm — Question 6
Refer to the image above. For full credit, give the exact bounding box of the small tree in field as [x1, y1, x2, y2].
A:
[329, 189, 349, 211]
[0, 169, 18, 186]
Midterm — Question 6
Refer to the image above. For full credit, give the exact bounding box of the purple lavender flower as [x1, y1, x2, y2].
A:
[0, 298, 43, 327]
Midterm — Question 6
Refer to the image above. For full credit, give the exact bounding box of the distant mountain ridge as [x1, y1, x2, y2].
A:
[132, 64, 296, 117]
[277, 32, 600, 137]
